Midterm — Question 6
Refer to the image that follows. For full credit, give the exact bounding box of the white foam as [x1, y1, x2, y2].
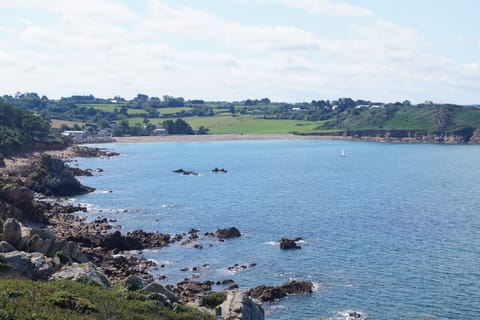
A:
[264, 241, 279, 246]
[95, 190, 113, 194]
[336, 309, 368, 320]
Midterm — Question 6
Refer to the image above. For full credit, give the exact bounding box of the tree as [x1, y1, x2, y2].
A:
[162, 118, 194, 134]
[197, 126, 209, 135]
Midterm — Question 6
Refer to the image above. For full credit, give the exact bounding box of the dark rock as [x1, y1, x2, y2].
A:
[71, 145, 119, 158]
[69, 167, 93, 176]
[227, 263, 256, 274]
[248, 280, 313, 303]
[248, 285, 284, 302]
[280, 280, 313, 295]
[349, 311, 363, 318]
[29, 155, 95, 196]
[227, 284, 239, 290]
[0, 241, 16, 252]
[173, 169, 199, 176]
[216, 279, 235, 286]
[279, 238, 301, 250]
[216, 227, 241, 239]
[172, 280, 213, 302]
[99, 231, 143, 251]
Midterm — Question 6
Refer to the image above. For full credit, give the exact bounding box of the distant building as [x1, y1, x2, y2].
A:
[151, 128, 168, 136]
[97, 129, 112, 137]
[61, 130, 86, 138]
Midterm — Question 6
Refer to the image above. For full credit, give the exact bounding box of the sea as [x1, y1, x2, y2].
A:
[72, 140, 480, 320]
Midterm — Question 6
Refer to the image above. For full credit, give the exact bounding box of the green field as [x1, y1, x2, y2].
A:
[157, 107, 193, 115]
[128, 115, 329, 134]
[77, 104, 126, 112]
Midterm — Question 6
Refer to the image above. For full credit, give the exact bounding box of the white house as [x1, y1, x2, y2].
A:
[151, 128, 168, 136]
[61, 130, 86, 138]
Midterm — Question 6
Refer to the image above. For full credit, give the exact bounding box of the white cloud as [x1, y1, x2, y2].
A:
[0, 0, 479, 103]
[281, 0, 374, 17]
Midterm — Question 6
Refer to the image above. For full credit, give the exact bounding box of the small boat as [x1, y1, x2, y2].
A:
[340, 149, 346, 157]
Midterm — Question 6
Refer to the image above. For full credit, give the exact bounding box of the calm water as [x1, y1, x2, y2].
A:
[74, 140, 480, 320]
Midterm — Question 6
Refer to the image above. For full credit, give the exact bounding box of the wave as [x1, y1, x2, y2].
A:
[325, 310, 367, 320]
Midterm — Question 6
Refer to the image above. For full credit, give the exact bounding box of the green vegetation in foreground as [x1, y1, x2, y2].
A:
[0, 278, 213, 320]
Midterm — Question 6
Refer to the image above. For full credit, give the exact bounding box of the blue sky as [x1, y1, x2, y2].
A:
[0, 0, 479, 104]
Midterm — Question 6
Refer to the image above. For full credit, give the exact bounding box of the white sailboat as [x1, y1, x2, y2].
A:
[340, 149, 346, 157]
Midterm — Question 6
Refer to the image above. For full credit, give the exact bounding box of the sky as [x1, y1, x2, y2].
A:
[0, 0, 479, 104]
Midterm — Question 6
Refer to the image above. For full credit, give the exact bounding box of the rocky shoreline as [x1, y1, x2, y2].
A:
[0, 145, 319, 320]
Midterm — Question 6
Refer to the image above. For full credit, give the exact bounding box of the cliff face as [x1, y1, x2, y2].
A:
[26, 155, 95, 196]
[0, 154, 95, 224]
[343, 128, 478, 144]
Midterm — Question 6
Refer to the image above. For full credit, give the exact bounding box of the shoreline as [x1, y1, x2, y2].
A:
[111, 133, 480, 145]
[111, 134, 345, 144]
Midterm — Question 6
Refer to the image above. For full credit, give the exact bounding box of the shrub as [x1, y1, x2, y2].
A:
[54, 251, 70, 265]
[49, 291, 97, 314]
[199, 291, 227, 308]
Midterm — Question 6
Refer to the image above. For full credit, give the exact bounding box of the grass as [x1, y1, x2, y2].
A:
[77, 104, 127, 112]
[157, 107, 193, 115]
[453, 107, 480, 130]
[128, 115, 327, 134]
[0, 278, 213, 320]
[50, 119, 85, 129]
[383, 106, 435, 131]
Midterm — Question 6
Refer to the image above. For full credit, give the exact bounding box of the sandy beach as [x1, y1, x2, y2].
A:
[112, 134, 345, 144]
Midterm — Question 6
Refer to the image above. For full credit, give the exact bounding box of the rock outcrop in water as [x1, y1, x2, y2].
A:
[248, 280, 313, 302]
[216, 227, 241, 239]
[278, 237, 302, 250]
[27, 155, 95, 196]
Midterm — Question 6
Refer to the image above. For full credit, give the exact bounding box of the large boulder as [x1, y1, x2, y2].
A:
[3, 251, 60, 280]
[0, 185, 44, 222]
[0, 241, 16, 252]
[216, 227, 241, 239]
[2, 218, 22, 248]
[220, 291, 264, 320]
[50, 262, 110, 288]
[30, 228, 56, 240]
[25, 234, 44, 253]
[143, 282, 178, 304]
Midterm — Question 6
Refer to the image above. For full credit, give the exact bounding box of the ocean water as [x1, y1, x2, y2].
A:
[73, 140, 480, 320]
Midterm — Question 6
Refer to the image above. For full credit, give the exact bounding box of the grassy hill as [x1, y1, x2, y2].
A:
[0, 278, 212, 320]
